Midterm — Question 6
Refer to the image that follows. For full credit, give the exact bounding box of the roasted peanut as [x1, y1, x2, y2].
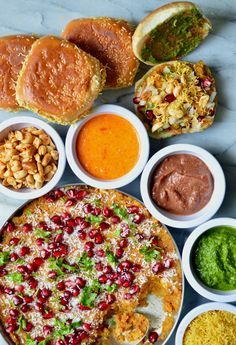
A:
[42, 153, 51, 167]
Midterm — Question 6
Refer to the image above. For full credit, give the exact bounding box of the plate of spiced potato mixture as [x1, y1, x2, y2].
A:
[0, 0, 236, 345]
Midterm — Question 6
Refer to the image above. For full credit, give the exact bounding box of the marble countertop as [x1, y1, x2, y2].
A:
[0, 0, 236, 344]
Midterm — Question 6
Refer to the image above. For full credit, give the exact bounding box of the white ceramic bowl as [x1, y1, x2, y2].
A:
[141, 144, 226, 229]
[66, 104, 150, 189]
[0, 116, 66, 200]
[182, 217, 236, 302]
[175, 302, 236, 344]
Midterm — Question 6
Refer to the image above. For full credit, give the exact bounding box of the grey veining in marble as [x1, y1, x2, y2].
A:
[0, 0, 236, 344]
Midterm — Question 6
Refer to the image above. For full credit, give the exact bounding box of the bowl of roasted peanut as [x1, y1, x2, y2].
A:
[0, 116, 66, 199]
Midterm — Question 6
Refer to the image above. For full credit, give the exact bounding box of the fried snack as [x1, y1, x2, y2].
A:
[132, 1, 211, 65]
[134, 60, 217, 139]
[16, 36, 106, 125]
[0, 35, 37, 110]
[0, 127, 58, 189]
[62, 17, 139, 89]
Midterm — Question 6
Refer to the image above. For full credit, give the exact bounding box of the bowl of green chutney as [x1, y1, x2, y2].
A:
[182, 218, 236, 302]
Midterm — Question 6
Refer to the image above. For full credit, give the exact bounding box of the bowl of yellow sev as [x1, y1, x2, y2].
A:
[175, 302, 236, 345]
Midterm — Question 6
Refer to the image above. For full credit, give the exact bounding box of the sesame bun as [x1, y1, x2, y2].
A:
[132, 1, 212, 65]
[134, 60, 217, 139]
[62, 17, 139, 89]
[0, 35, 37, 111]
[16, 36, 106, 125]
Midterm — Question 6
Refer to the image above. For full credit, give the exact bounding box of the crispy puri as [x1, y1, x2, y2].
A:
[62, 17, 139, 89]
[0, 35, 37, 111]
[16, 36, 106, 125]
[134, 60, 217, 139]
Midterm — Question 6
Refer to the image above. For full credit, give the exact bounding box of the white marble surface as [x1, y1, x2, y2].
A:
[0, 0, 236, 344]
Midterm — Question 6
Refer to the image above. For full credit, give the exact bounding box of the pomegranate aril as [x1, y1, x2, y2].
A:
[78, 231, 87, 241]
[21, 304, 30, 313]
[6, 316, 16, 325]
[83, 322, 91, 332]
[78, 303, 90, 311]
[84, 241, 94, 251]
[48, 270, 57, 279]
[83, 203, 92, 214]
[60, 297, 68, 306]
[42, 288, 52, 298]
[99, 222, 110, 231]
[4, 221, 15, 232]
[64, 226, 74, 235]
[0, 267, 7, 276]
[111, 216, 120, 224]
[17, 265, 28, 274]
[4, 287, 14, 295]
[133, 96, 140, 104]
[133, 264, 142, 272]
[116, 248, 124, 258]
[27, 263, 36, 272]
[13, 295, 23, 305]
[119, 239, 128, 248]
[19, 246, 30, 257]
[40, 249, 50, 259]
[35, 302, 44, 312]
[42, 311, 54, 319]
[152, 263, 164, 274]
[119, 260, 132, 270]
[63, 290, 71, 299]
[54, 189, 64, 199]
[95, 262, 103, 271]
[7, 324, 18, 332]
[72, 286, 80, 297]
[9, 309, 19, 318]
[36, 238, 44, 246]
[164, 258, 174, 269]
[28, 277, 38, 289]
[9, 237, 20, 246]
[127, 206, 139, 214]
[45, 194, 55, 203]
[103, 207, 112, 217]
[79, 220, 89, 230]
[96, 249, 105, 257]
[164, 94, 176, 103]
[129, 284, 140, 295]
[51, 215, 62, 225]
[55, 233, 63, 242]
[137, 105, 145, 113]
[57, 281, 65, 291]
[65, 199, 76, 207]
[88, 229, 97, 239]
[148, 331, 159, 343]
[24, 295, 33, 303]
[38, 221, 48, 230]
[22, 223, 32, 233]
[87, 250, 94, 258]
[66, 218, 76, 227]
[95, 233, 104, 244]
[133, 213, 145, 224]
[146, 109, 154, 121]
[91, 207, 101, 216]
[124, 293, 133, 300]
[10, 253, 18, 262]
[98, 301, 109, 311]
[103, 265, 112, 274]
[15, 285, 24, 293]
[107, 294, 116, 304]
[61, 212, 71, 219]
[136, 233, 145, 242]
[201, 77, 212, 88]
[64, 279, 74, 288]
[98, 274, 108, 284]
[76, 277, 86, 288]
[77, 189, 87, 200]
[43, 325, 53, 336]
[120, 228, 130, 238]
[151, 236, 159, 247]
[33, 257, 44, 267]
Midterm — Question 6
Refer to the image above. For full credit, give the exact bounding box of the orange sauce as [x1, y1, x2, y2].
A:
[76, 114, 140, 180]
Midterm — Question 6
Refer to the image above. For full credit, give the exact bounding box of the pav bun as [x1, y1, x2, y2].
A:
[16, 36, 106, 125]
[132, 1, 211, 65]
[62, 17, 139, 89]
[0, 35, 37, 111]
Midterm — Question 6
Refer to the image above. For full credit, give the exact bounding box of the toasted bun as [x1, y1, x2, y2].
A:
[0, 35, 37, 111]
[62, 17, 139, 89]
[134, 60, 217, 139]
[132, 1, 212, 65]
[16, 36, 106, 125]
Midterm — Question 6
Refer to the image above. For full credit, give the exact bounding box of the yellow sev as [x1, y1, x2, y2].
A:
[183, 310, 236, 345]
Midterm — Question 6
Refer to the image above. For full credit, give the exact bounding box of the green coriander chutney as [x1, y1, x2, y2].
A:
[194, 226, 236, 291]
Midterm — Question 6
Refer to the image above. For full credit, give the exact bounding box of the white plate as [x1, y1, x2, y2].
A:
[175, 302, 236, 345]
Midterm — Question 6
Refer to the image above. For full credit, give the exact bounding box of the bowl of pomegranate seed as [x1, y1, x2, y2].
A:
[0, 116, 66, 200]
[66, 104, 149, 189]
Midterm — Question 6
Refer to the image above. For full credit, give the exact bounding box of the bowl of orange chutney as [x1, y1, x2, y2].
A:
[66, 104, 150, 188]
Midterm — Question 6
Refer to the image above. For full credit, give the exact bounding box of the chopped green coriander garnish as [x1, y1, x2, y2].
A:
[139, 245, 161, 262]
[85, 215, 104, 225]
[35, 228, 51, 238]
[77, 252, 94, 272]
[7, 272, 23, 283]
[106, 284, 117, 293]
[105, 247, 117, 265]
[80, 280, 101, 308]
[0, 251, 10, 266]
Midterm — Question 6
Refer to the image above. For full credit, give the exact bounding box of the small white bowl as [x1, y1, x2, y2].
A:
[66, 104, 150, 189]
[0, 116, 66, 200]
[141, 144, 225, 229]
[175, 302, 236, 345]
[182, 217, 236, 302]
